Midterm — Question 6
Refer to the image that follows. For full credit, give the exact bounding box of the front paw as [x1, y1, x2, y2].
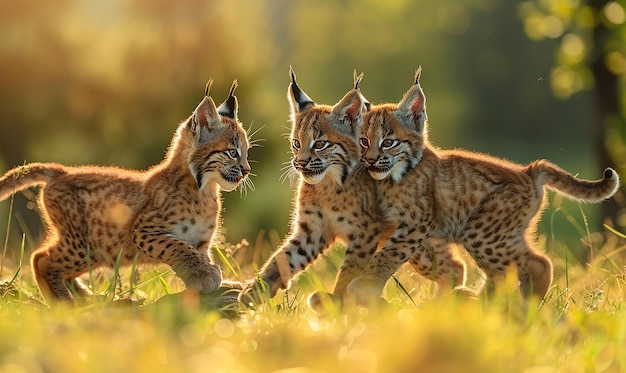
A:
[450, 285, 481, 299]
[220, 279, 246, 290]
[177, 263, 223, 294]
[347, 277, 387, 305]
[307, 291, 343, 314]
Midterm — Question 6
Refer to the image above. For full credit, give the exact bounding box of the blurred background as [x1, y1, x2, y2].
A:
[1, 0, 625, 271]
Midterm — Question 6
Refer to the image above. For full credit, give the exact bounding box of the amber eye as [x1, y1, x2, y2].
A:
[226, 149, 238, 159]
[382, 139, 397, 148]
[313, 140, 329, 150]
[292, 139, 301, 150]
[359, 138, 369, 148]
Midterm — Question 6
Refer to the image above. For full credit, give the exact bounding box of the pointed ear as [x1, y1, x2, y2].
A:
[396, 66, 427, 133]
[330, 88, 365, 136]
[190, 79, 222, 142]
[217, 80, 238, 120]
[287, 66, 315, 118]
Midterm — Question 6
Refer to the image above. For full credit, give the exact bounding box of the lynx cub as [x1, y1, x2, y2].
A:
[240, 68, 388, 304]
[350, 67, 620, 300]
[0, 80, 251, 302]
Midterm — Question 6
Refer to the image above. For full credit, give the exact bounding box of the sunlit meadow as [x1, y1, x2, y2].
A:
[1, 200, 625, 373]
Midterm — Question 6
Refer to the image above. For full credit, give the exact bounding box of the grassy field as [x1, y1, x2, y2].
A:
[1, 214, 626, 373]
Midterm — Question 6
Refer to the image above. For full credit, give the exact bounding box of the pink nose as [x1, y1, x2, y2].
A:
[363, 157, 377, 166]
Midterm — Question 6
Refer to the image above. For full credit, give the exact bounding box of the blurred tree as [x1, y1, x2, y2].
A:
[518, 0, 626, 227]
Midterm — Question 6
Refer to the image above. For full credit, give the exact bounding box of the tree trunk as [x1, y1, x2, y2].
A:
[589, 0, 624, 227]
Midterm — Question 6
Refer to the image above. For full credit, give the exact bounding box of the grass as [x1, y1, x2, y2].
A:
[1, 208, 626, 372]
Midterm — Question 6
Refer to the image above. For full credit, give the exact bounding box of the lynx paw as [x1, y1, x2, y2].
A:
[450, 285, 480, 298]
[220, 279, 246, 290]
[177, 263, 222, 294]
[205, 283, 244, 308]
[307, 291, 343, 314]
[347, 276, 386, 305]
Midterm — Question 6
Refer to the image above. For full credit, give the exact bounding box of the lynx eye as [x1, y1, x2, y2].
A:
[359, 138, 369, 148]
[292, 139, 301, 150]
[382, 139, 397, 148]
[226, 149, 238, 159]
[313, 140, 329, 150]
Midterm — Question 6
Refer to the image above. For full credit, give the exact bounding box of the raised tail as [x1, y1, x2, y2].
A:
[529, 160, 620, 203]
[0, 163, 66, 201]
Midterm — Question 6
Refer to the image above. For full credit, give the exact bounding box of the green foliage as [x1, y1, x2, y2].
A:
[518, 0, 626, 98]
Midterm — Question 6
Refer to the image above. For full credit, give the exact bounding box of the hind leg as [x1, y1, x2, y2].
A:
[408, 238, 468, 294]
[31, 243, 74, 301]
[463, 232, 552, 300]
[517, 244, 553, 299]
[31, 235, 94, 302]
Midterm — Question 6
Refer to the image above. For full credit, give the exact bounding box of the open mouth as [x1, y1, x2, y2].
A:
[366, 165, 391, 174]
[301, 168, 325, 177]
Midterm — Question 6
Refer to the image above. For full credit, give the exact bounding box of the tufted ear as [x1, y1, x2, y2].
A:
[330, 86, 366, 137]
[396, 66, 427, 134]
[287, 66, 315, 120]
[353, 69, 371, 111]
[190, 78, 223, 144]
[217, 80, 239, 120]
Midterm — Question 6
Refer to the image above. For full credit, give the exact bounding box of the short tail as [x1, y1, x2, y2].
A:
[529, 160, 620, 203]
[0, 163, 66, 201]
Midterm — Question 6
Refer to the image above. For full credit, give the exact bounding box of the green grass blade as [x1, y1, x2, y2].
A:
[604, 224, 626, 239]
[106, 249, 125, 301]
[0, 193, 16, 277]
[86, 243, 94, 296]
[7, 234, 25, 286]
[213, 245, 242, 279]
[391, 275, 418, 308]
[155, 270, 173, 295]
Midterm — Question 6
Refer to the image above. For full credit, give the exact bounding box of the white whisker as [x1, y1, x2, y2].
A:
[238, 174, 256, 199]
[247, 123, 265, 140]
[279, 162, 298, 187]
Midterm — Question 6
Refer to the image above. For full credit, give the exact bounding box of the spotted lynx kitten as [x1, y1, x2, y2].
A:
[350, 67, 620, 300]
[241, 68, 390, 304]
[0, 80, 251, 302]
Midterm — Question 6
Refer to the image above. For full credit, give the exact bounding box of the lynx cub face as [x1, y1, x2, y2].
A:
[188, 81, 251, 191]
[359, 109, 424, 183]
[349, 67, 620, 301]
[289, 73, 362, 186]
[0, 80, 251, 302]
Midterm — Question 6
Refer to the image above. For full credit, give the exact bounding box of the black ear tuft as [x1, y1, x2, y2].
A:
[289, 65, 297, 86]
[397, 69, 427, 133]
[205, 78, 214, 97]
[414, 66, 422, 85]
[217, 80, 239, 120]
[353, 70, 364, 90]
[288, 66, 315, 112]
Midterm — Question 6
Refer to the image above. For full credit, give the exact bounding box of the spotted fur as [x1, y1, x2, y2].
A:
[349, 67, 620, 300]
[0, 80, 251, 302]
